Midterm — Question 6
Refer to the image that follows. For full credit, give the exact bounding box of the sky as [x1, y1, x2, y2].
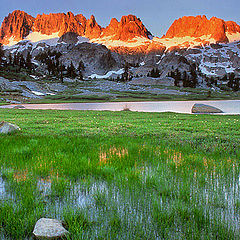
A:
[0, 0, 240, 37]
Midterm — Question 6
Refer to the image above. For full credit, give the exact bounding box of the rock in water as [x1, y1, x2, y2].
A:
[33, 218, 69, 239]
[192, 104, 223, 113]
[0, 121, 21, 134]
[13, 105, 25, 109]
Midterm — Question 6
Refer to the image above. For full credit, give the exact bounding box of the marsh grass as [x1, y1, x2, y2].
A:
[0, 109, 239, 239]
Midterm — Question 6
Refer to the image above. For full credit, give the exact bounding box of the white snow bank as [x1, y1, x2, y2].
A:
[31, 91, 45, 96]
[30, 75, 39, 80]
[89, 69, 124, 79]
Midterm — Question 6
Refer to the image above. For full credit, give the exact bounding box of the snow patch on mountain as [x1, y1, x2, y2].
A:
[154, 35, 216, 49]
[184, 41, 240, 77]
[91, 36, 151, 48]
[226, 32, 240, 43]
[90, 34, 218, 51]
[5, 37, 18, 47]
[25, 32, 60, 46]
[31, 91, 45, 96]
[89, 69, 124, 79]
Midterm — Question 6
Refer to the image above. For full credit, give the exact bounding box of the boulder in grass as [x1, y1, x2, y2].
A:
[0, 121, 21, 134]
[33, 218, 69, 239]
[192, 104, 223, 114]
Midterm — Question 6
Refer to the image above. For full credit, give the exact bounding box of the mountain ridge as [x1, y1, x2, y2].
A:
[1, 10, 240, 81]
[0, 10, 153, 46]
[1, 10, 240, 50]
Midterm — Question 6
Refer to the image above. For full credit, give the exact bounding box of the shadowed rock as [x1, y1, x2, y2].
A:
[58, 32, 79, 44]
[0, 121, 21, 134]
[33, 218, 69, 239]
[192, 104, 223, 113]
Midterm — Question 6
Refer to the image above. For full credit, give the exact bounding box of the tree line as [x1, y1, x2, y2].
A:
[0, 43, 86, 83]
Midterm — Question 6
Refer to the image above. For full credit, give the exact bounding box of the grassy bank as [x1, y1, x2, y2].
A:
[26, 88, 240, 104]
[0, 109, 240, 239]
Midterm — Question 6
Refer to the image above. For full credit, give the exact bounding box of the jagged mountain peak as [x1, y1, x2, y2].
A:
[100, 14, 152, 41]
[0, 10, 35, 45]
[163, 15, 240, 43]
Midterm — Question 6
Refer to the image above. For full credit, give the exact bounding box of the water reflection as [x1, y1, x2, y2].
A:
[1, 100, 240, 114]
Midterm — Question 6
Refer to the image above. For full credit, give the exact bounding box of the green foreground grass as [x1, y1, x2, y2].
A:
[0, 109, 240, 239]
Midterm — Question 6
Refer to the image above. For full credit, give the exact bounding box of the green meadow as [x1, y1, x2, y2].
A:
[0, 109, 240, 239]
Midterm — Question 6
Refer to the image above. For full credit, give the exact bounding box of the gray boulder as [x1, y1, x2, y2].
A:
[0, 121, 21, 134]
[33, 218, 69, 239]
[192, 104, 223, 113]
[13, 105, 25, 109]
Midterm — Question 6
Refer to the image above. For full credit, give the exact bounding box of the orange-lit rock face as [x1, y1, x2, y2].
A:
[0, 10, 35, 44]
[164, 15, 240, 43]
[84, 15, 102, 39]
[225, 21, 240, 33]
[0, 11, 101, 44]
[102, 15, 151, 41]
[110, 42, 166, 55]
[33, 12, 85, 36]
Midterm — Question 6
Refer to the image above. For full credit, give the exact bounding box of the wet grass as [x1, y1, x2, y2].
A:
[0, 109, 240, 239]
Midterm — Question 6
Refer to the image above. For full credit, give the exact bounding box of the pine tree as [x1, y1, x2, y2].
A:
[233, 77, 240, 91]
[190, 65, 198, 88]
[221, 74, 228, 82]
[150, 68, 160, 78]
[13, 54, 18, 66]
[181, 71, 187, 87]
[46, 58, 54, 75]
[55, 59, 60, 73]
[67, 62, 77, 79]
[0, 43, 4, 64]
[8, 53, 12, 65]
[26, 52, 32, 71]
[79, 70, 83, 80]
[227, 73, 235, 88]
[78, 61, 85, 72]
[19, 54, 26, 69]
[121, 62, 130, 82]
[150, 68, 155, 78]
[59, 62, 64, 83]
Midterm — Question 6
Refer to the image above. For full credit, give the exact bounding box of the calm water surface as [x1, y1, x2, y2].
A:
[1, 100, 240, 114]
